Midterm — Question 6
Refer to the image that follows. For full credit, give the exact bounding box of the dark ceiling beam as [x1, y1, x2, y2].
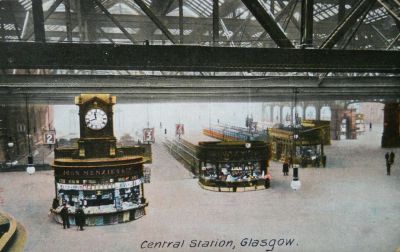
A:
[1, 21, 392, 47]
[213, 0, 219, 45]
[179, 0, 183, 44]
[22, 12, 395, 37]
[3, 74, 398, 88]
[320, 0, 377, 49]
[64, 0, 73, 42]
[93, 0, 138, 44]
[300, 0, 314, 47]
[0, 75, 399, 104]
[241, 0, 294, 48]
[133, 0, 177, 44]
[31, 0, 46, 42]
[1, 42, 399, 73]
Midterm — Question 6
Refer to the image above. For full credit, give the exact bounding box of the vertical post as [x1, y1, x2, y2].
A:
[271, 0, 275, 15]
[300, 0, 314, 47]
[25, 95, 32, 164]
[338, 0, 346, 23]
[64, 0, 73, 42]
[212, 0, 219, 46]
[76, 0, 84, 41]
[31, 0, 46, 42]
[179, 0, 184, 44]
[0, 13, 5, 41]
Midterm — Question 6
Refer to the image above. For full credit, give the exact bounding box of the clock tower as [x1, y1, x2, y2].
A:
[75, 94, 117, 158]
[52, 93, 149, 226]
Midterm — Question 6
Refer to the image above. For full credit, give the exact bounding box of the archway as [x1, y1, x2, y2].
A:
[272, 106, 281, 124]
[305, 106, 316, 120]
[320, 106, 331, 121]
[282, 106, 291, 125]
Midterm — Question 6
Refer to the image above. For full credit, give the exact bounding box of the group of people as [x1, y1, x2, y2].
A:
[385, 151, 395, 176]
[59, 202, 86, 231]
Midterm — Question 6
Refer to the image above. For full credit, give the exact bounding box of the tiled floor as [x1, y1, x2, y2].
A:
[0, 127, 399, 252]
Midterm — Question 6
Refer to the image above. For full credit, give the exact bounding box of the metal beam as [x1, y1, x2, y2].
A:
[240, 0, 295, 48]
[64, 0, 73, 42]
[300, 0, 314, 47]
[1, 42, 399, 73]
[133, 0, 177, 44]
[213, 0, 219, 46]
[31, 0, 46, 42]
[320, 0, 376, 49]
[338, 0, 346, 23]
[0, 75, 399, 104]
[179, 0, 183, 44]
[92, 0, 137, 44]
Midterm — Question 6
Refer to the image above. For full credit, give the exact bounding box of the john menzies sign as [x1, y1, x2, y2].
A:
[54, 166, 140, 178]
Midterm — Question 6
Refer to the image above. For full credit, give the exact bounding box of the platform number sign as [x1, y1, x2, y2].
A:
[143, 128, 155, 143]
[175, 124, 184, 136]
[44, 131, 56, 145]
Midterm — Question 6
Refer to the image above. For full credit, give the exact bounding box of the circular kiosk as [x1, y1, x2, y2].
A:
[51, 94, 148, 225]
[197, 141, 271, 192]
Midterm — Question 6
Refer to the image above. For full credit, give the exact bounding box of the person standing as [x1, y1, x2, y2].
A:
[282, 160, 289, 176]
[390, 151, 395, 165]
[60, 203, 70, 229]
[385, 152, 391, 175]
[75, 208, 86, 231]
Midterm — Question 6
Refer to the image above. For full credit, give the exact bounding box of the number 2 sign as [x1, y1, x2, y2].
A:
[44, 131, 56, 144]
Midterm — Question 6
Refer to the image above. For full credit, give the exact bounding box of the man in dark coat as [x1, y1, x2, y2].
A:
[75, 208, 86, 231]
[390, 151, 395, 165]
[282, 160, 289, 176]
[60, 203, 70, 229]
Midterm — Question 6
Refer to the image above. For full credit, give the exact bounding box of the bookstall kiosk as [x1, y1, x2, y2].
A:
[269, 124, 327, 167]
[51, 94, 148, 225]
[197, 141, 271, 192]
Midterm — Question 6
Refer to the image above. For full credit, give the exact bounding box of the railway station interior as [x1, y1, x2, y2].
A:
[0, 0, 399, 251]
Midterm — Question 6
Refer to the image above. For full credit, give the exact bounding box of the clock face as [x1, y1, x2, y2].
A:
[85, 108, 108, 130]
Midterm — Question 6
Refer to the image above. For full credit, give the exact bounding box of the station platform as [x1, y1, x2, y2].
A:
[0, 127, 399, 252]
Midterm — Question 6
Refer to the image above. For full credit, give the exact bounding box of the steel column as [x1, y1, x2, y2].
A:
[300, 0, 314, 47]
[271, 0, 275, 15]
[338, 0, 346, 23]
[213, 0, 219, 46]
[75, 0, 84, 41]
[31, 0, 46, 42]
[64, 0, 73, 42]
[179, 0, 184, 44]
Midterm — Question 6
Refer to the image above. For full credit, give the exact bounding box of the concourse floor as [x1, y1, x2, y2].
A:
[0, 128, 399, 252]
